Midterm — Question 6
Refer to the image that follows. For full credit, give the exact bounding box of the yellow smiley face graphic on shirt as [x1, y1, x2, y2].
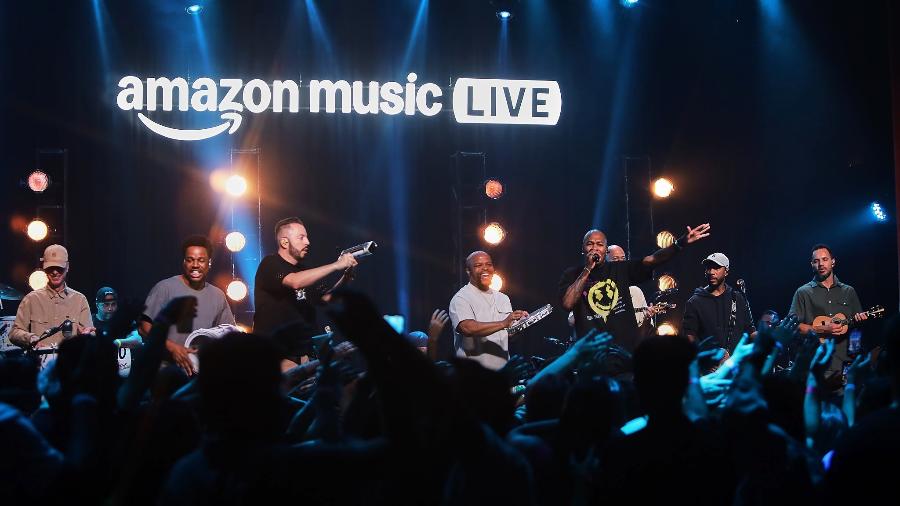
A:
[587, 279, 620, 323]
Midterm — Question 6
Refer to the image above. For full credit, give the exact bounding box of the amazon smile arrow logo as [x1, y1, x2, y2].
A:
[116, 74, 561, 141]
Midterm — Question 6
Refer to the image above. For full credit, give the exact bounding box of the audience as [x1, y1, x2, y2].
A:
[0, 290, 896, 505]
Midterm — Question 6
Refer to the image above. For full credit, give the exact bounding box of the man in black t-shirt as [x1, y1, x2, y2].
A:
[253, 217, 357, 361]
[558, 224, 711, 354]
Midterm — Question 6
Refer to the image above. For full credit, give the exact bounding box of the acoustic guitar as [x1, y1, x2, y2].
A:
[812, 305, 884, 342]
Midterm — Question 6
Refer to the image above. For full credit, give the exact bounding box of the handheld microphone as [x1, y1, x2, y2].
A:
[590, 253, 600, 263]
[340, 241, 378, 259]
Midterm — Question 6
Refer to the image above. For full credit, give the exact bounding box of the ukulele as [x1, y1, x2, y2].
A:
[812, 305, 884, 342]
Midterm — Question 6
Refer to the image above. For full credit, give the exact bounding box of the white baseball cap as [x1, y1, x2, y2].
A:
[701, 252, 730, 270]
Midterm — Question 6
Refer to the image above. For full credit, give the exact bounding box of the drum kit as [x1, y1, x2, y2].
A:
[0, 282, 24, 354]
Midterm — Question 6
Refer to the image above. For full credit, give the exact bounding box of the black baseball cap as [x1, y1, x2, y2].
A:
[95, 287, 117, 302]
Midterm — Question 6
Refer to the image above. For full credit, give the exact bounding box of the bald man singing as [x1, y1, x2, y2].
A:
[559, 224, 710, 354]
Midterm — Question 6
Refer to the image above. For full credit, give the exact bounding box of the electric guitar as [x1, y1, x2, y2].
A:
[634, 302, 676, 315]
[812, 305, 884, 342]
[508, 304, 553, 337]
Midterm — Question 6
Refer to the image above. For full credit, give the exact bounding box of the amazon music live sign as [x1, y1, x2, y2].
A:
[115, 73, 562, 141]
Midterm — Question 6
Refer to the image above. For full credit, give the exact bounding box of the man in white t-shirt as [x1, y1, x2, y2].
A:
[449, 251, 528, 370]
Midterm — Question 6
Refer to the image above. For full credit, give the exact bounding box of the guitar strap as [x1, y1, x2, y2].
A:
[726, 290, 738, 350]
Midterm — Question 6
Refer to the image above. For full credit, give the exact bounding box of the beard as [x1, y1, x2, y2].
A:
[288, 244, 306, 261]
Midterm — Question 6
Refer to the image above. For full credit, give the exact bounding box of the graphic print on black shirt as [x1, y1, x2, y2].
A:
[558, 259, 653, 353]
[253, 254, 325, 358]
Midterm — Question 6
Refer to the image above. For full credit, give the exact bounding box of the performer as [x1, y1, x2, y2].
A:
[449, 251, 528, 370]
[10, 244, 94, 350]
[607, 244, 661, 329]
[681, 253, 755, 354]
[139, 236, 235, 376]
[790, 243, 867, 383]
[253, 217, 357, 360]
[559, 224, 710, 354]
[92, 287, 118, 338]
[94, 286, 142, 348]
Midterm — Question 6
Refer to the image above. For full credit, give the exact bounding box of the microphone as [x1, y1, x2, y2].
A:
[31, 319, 72, 347]
[590, 253, 600, 263]
[340, 241, 378, 259]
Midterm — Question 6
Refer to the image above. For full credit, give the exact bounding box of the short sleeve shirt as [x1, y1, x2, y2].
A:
[252, 254, 324, 336]
[449, 282, 513, 370]
[558, 260, 653, 352]
[142, 275, 235, 346]
[789, 276, 863, 325]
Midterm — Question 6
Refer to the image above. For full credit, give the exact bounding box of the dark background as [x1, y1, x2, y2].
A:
[1, 0, 896, 356]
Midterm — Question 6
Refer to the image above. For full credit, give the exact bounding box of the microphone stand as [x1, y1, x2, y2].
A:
[29, 320, 70, 351]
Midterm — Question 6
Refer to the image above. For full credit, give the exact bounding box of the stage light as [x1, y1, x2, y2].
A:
[621, 0, 639, 7]
[29, 270, 48, 291]
[483, 222, 506, 245]
[236, 324, 250, 333]
[225, 175, 247, 197]
[656, 322, 677, 336]
[871, 202, 887, 222]
[658, 274, 677, 291]
[226, 279, 248, 301]
[27, 220, 49, 241]
[656, 230, 675, 248]
[484, 179, 504, 199]
[185, 4, 203, 15]
[27, 170, 50, 193]
[490, 273, 503, 291]
[652, 178, 674, 198]
[225, 231, 246, 252]
[496, 10, 511, 20]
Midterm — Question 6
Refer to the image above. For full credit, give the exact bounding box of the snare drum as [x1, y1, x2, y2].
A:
[0, 316, 18, 352]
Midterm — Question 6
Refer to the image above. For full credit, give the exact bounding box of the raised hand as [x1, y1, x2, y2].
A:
[768, 313, 800, 346]
[500, 354, 535, 386]
[685, 223, 711, 244]
[427, 309, 450, 341]
[159, 296, 198, 332]
[847, 351, 873, 385]
[809, 339, 836, 386]
[571, 329, 613, 361]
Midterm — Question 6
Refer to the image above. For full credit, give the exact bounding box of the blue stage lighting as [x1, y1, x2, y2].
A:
[186, 4, 203, 15]
[871, 202, 887, 222]
[621, 0, 639, 7]
[497, 10, 511, 20]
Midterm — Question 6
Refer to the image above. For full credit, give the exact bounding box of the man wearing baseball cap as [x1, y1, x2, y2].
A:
[681, 253, 755, 354]
[9, 244, 95, 350]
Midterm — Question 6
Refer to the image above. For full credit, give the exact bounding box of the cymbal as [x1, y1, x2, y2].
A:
[0, 283, 24, 300]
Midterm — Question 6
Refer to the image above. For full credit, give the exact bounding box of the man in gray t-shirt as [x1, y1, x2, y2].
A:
[140, 236, 235, 375]
[449, 251, 528, 370]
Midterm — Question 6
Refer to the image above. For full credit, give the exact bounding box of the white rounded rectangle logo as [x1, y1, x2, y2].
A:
[452, 78, 561, 125]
